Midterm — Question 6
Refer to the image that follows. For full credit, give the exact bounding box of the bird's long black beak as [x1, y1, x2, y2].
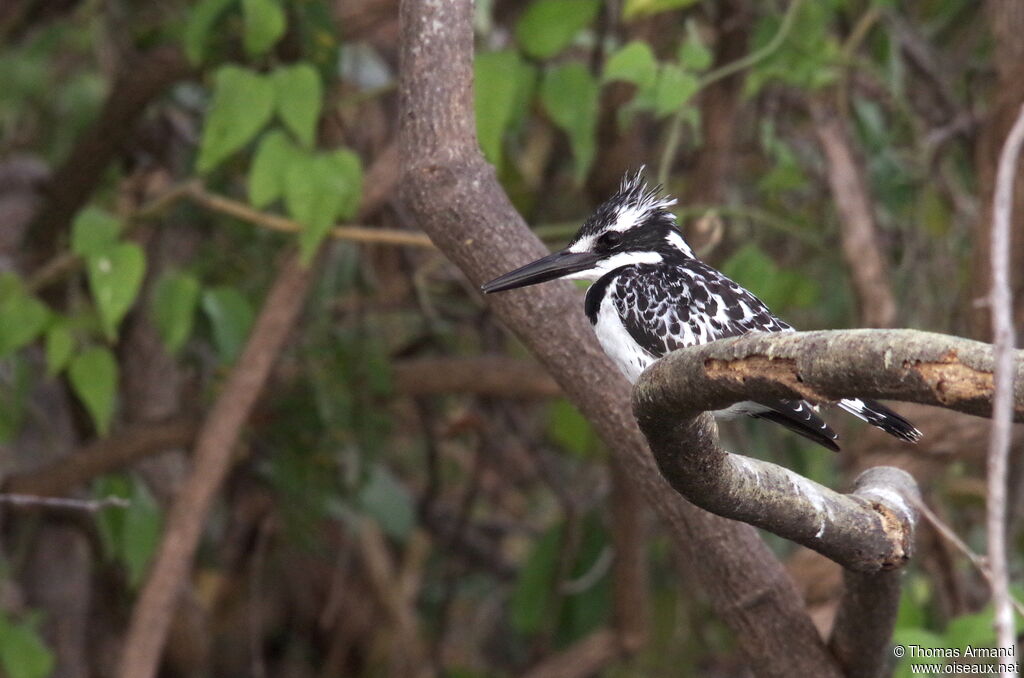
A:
[481, 249, 601, 294]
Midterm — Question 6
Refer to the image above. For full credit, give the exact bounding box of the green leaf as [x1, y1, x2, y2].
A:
[285, 154, 341, 263]
[70, 206, 121, 258]
[153, 272, 201, 355]
[652, 63, 699, 117]
[69, 346, 118, 435]
[678, 21, 713, 70]
[548, 398, 598, 457]
[474, 50, 533, 167]
[201, 286, 254, 363]
[540, 63, 598, 181]
[121, 481, 162, 587]
[603, 41, 658, 89]
[516, 0, 600, 59]
[623, 0, 701, 20]
[0, 613, 54, 678]
[0, 283, 49, 359]
[358, 464, 414, 540]
[511, 524, 562, 633]
[196, 66, 275, 173]
[273, 64, 323, 148]
[242, 0, 286, 57]
[86, 242, 146, 341]
[45, 322, 74, 376]
[720, 243, 818, 311]
[249, 130, 301, 208]
[0, 356, 30, 443]
[321, 149, 363, 221]
[183, 0, 238, 65]
[285, 149, 362, 263]
[94, 475, 163, 588]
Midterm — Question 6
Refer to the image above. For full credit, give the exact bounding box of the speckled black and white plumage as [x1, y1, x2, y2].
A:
[569, 170, 922, 451]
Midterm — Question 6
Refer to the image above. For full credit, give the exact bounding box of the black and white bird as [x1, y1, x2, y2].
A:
[481, 169, 921, 452]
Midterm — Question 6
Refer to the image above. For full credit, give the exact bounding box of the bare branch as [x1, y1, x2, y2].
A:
[637, 329, 1024, 421]
[4, 419, 197, 498]
[829, 569, 902, 678]
[916, 499, 1024, 619]
[518, 628, 621, 678]
[393, 357, 560, 398]
[0, 494, 130, 512]
[988, 101, 1024, 661]
[631, 327, 1024, 571]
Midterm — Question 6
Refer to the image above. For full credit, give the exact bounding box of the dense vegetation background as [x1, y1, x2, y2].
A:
[0, 0, 1021, 676]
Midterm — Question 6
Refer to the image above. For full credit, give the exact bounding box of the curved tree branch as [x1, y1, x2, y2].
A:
[633, 328, 1022, 572]
[635, 329, 1023, 422]
[631, 327, 1021, 677]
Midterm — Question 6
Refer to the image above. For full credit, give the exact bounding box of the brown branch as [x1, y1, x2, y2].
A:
[393, 357, 560, 397]
[518, 628, 621, 678]
[4, 419, 197, 498]
[828, 568, 903, 678]
[810, 97, 898, 328]
[182, 183, 434, 248]
[608, 459, 649, 653]
[631, 330, 1007, 676]
[24, 46, 192, 263]
[631, 327, 1023, 569]
[398, 2, 842, 676]
[116, 252, 316, 678]
[639, 329, 1023, 421]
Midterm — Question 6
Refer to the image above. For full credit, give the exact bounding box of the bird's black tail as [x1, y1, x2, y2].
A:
[838, 398, 922, 443]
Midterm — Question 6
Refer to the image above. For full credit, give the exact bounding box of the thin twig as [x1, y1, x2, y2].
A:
[915, 498, 1024, 619]
[988, 102, 1024, 661]
[657, 0, 804, 188]
[25, 180, 435, 294]
[0, 494, 130, 511]
[181, 184, 435, 249]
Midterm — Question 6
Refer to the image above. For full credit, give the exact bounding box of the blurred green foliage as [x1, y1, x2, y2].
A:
[0, 0, 1008, 675]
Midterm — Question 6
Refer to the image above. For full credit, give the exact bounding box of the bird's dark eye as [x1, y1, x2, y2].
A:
[598, 232, 622, 249]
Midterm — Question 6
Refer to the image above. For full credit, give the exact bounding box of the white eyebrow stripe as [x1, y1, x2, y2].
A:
[567, 234, 596, 253]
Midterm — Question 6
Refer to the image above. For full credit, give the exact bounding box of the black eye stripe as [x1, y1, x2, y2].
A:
[598, 232, 622, 247]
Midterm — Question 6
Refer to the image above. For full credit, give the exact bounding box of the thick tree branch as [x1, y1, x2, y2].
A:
[4, 419, 197, 498]
[398, 2, 842, 676]
[636, 329, 1024, 422]
[393, 357, 560, 398]
[828, 569, 903, 678]
[632, 327, 1024, 572]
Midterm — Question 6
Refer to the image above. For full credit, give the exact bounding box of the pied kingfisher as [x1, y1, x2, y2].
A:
[481, 169, 921, 451]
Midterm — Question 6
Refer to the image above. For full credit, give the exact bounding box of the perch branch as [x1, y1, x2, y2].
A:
[633, 328, 1024, 570]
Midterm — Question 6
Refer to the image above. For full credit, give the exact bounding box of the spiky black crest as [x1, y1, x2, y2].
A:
[571, 168, 677, 244]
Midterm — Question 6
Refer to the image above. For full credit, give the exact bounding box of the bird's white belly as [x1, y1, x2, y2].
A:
[592, 293, 655, 384]
[590, 292, 769, 421]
